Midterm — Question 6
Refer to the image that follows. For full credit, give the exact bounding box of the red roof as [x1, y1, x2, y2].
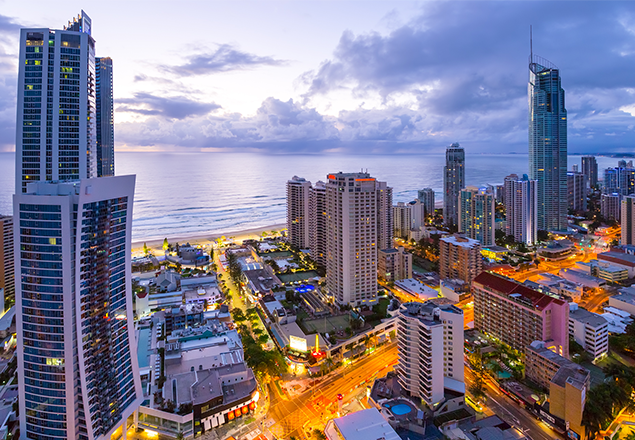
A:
[598, 252, 635, 268]
[472, 271, 564, 311]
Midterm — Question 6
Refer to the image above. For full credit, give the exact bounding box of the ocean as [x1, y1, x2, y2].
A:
[0, 152, 621, 243]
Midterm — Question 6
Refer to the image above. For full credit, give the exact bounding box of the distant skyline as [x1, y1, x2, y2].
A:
[1, 1, 635, 154]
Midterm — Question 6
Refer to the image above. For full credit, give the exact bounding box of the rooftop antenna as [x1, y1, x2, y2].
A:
[530, 25, 533, 63]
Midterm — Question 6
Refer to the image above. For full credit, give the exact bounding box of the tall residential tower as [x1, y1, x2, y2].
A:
[325, 172, 392, 306]
[286, 176, 311, 249]
[528, 54, 567, 232]
[96, 57, 114, 177]
[504, 174, 538, 245]
[443, 143, 465, 228]
[16, 11, 97, 193]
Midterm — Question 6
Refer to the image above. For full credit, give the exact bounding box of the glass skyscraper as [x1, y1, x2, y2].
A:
[96, 57, 114, 177]
[443, 143, 465, 228]
[528, 55, 567, 232]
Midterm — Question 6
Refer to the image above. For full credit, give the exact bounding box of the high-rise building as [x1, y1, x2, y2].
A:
[96, 57, 114, 177]
[528, 55, 568, 232]
[0, 216, 14, 311]
[15, 176, 142, 440]
[378, 247, 412, 282]
[601, 193, 621, 222]
[309, 180, 327, 267]
[567, 171, 587, 212]
[439, 235, 482, 284]
[326, 172, 392, 306]
[396, 301, 464, 406]
[604, 168, 619, 194]
[417, 188, 435, 217]
[504, 174, 538, 245]
[619, 167, 635, 196]
[443, 143, 465, 227]
[622, 195, 635, 245]
[458, 186, 495, 246]
[286, 176, 311, 249]
[393, 202, 412, 239]
[472, 272, 569, 357]
[581, 156, 598, 188]
[16, 11, 97, 194]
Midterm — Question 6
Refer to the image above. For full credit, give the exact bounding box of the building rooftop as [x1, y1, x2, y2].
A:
[440, 235, 480, 249]
[611, 290, 635, 306]
[243, 268, 279, 293]
[528, 341, 590, 389]
[400, 301, 463, 326]
[569, 307, 607, 328]
[599, 251, 635, 268]
[395, 278, 439, 301]
[473, 272, 565, 311]
[331, 408, 400, 440]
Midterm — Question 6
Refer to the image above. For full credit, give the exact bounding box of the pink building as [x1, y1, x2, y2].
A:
[472, 272, 569, 358]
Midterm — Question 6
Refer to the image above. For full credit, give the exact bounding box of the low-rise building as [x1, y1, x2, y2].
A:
[480, 245, 509, 262]
[608, 288, 635, 316]
[568, 304, 608, 362]
[559, 268, 606, 289]
[324, 407, 400, 440]
[597, 251, 635, 278]
[394, 278, 439, 301]
[534, 273, 583, 302]
[525, 341, 590, 440]
[378, 247, 412, 282]
[538, 240, 575, 261]
[242, 266, 281, 298]
[260, 294, 296, 325]
[440, 279, 470, 302]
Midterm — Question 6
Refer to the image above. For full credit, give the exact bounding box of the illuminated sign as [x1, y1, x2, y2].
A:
[289, 335, 307, 352]
[327, 174, 336, 180]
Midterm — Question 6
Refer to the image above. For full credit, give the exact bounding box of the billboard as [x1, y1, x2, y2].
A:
[289, 335, 307, 352]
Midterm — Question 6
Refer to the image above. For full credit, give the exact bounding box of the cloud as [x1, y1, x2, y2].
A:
[159, 44, 286, 76]
[116, 93, 221, 119]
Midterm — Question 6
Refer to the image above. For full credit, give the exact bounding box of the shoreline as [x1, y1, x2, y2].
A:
[131, 223, 286, 254]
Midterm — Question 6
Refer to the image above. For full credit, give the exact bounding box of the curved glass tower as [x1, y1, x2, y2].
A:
[528, 55, 567, 232]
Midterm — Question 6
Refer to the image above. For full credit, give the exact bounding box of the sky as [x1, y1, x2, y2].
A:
[1, 0, 635, 154]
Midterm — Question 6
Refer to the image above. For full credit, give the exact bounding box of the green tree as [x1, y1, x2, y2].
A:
[143, 242, 149, 256]
[163, 238, 169, 251]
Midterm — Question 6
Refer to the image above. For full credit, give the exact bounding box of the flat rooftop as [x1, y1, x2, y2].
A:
[528, 342, 590, 388]
[332, 408, 400, 440]
[473, 272, 565, 311]
[611, 290, 635, 306]
[400, 301, 462, 326]
[599, 251, 635, 267]
[569, 308, 608, 328]
[440, 235, 480, 249]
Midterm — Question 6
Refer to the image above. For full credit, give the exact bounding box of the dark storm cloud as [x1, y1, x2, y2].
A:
[160, 44, 286, 76]
[116, 93, 221, 119]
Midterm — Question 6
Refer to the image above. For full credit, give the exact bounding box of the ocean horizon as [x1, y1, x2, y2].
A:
[0, 151, 622, 242]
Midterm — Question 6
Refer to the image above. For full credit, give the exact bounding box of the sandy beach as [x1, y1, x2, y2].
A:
[131, 223, 286, 255]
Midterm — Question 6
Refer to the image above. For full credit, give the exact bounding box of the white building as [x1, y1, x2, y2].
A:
[504, 174, 538, 244]
[15, 177, 142, 440]
[326, 172, 392, 306]
[458, 186, 495, 246]
[393, 202, 412, 239]
[0, 216, 13, 311]
[394, 278, 438, 301]
[378, 247, 412, 282]
[601, 193, 621, 222]
[309, 180, 327, 267]
[568, 304, 608, 362]
[286, 176, 311, 249]
[16, 11, 98, 194]
[622, 195, 635, 246]
[609, 288, 635, 316]
[397, 301, 464, 407]
[324, 408, 399, 440]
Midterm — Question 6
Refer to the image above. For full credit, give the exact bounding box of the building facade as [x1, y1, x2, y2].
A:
[95, 57, 114, 177]
[378, 247, 412, 282]
[567, 171, 587, 212]
[15, 177, 142, 440]
[393, 202, 412, 239]
[568, 305, 608, 362]
[443, 143, 465, 228]
[458, 186, 495, 246]
[622, 195, 635, 246]
[601, 193, 621, 222]
[0, 216, 14, 311]
[472, 272, 569, 357]
[397, 301, 464, 407]
[528, 55, 568, 232]
[581, 156, 598, 188]
[417, 188, 435, 217]
[325, 172, 392, 306]
[286, 176, 311, 249]
[309, 180, 327, 267]
[504, 174, 537, 245]
[439, 235, 482, 284]
[16, 11, 98, 194]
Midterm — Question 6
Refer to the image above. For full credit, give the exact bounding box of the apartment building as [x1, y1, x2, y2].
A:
[622, 195, 635, 246]
[286, 176, 312, 249]
[418, 188, 435, 216]
[458, 186, 495, 246]
[396, 301, 464, 407]
[568, 304, 608, 362]
[439, 235, 482, 284]
[325, 172, 392, 306]
[378, 247, 412, 282]
[309, 180, 327, 267]
[504, 174, 538, 245]
[0, 216, 13, 311]
[567, 171, 587, 212]
[472, 272, 569, 357]
[393, 202, 412, 239]
[601, 193, 621, 221]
